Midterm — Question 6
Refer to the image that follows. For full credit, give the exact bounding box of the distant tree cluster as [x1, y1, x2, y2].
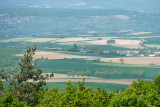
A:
[107, 40, 116, 44]
[67, 70, 92, 78]
[67, 43, 80, 52]
[132, 70, 145, 79]
[95, 71, 123, 78]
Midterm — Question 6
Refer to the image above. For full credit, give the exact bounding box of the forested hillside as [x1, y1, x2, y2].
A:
[0, 8, 160, 37]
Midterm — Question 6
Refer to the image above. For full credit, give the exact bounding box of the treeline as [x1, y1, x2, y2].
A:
[67, 70, 145, 79]
[95, 71, 123, 78]
[67, 70, 92, 78]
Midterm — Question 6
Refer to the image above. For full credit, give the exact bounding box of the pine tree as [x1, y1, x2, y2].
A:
[0, 45, 54, 106]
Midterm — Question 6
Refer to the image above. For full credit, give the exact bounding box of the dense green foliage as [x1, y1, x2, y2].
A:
[36, 78, 160, 106]
[109, 80, 160, 106]
[0, 92, 25, 107]
[37, 79, 112, 107]
[1, 78, 160, 106]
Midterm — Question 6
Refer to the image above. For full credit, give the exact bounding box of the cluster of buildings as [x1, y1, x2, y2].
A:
[0, 13, 33, 25]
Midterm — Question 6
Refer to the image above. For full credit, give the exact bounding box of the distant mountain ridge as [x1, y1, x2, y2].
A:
[0, 8, 160, 37]
[0, 0, 160, 14]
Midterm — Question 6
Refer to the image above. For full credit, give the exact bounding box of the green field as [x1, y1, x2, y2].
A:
[0, 47, 22, 71]
[45, 82, 129, 92]
[0, 36, 160, 91]
[38, 59, 160, 79]
[2, 81, 129, 92]
[143, 37, 160, 45]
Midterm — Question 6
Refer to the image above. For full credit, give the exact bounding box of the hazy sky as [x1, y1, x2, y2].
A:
[0, 0, 160, 13]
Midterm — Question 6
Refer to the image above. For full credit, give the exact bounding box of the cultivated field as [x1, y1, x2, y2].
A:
[85, 40, 108, 45]
[126, 32, 152, 35]
[1, 37, 143, 49]
[33, 73, 132, 85]
[0, 37, 34, 43]
[100, 57, 160, 65]
[27, 38, 57, 42]
[84, 38, 142, 49]
[16, 51, 160, 65]
[144, 44, 160, 49]
[112, 39, 142, 49]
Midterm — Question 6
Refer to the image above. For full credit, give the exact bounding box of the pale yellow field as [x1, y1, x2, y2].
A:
[84, 38, 142, 49]
[44, 79, 132, 85]
[77, 35, 93, 37]
[85, 40, 108, 45]
[112, 39, 143, 49]
[27, 38, 58, 42]
[126, 32, 152, 35]
[58, 41, 89, 45]
[100, 57, 160, 65]
[16, 51, 160, 65]
[16, 51, 96, 59]
[0, 37, 34, 43]
[34, 73, 132, 85]
[1, 37, 143, 49]
[88, 37, 118, 39]
[51, 37, 91, 43]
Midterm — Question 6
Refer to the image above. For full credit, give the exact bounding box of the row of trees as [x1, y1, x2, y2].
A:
[67, 43, 80, 52]
[131, 70, 145, 79]
[67, 70, 145, 79]
[107, 39, 116, 44]
[67, 70, 92, 78]
[95, 71, 123, 78]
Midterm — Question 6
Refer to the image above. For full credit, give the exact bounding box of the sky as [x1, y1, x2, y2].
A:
[0, 0, 160, 13]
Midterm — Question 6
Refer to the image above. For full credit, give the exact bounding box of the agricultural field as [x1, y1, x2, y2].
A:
[1, 2, 160, 106]
[16, 50, 160, 65]
[36, 59, 160, 79]
[0, 8, 160, 90]
[1, 36, 143, 50]
[2, 81, 129, 92]
[0, 47, 22, 72]
[44, 82, 129, 92]
[144, 44, 160, 49]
